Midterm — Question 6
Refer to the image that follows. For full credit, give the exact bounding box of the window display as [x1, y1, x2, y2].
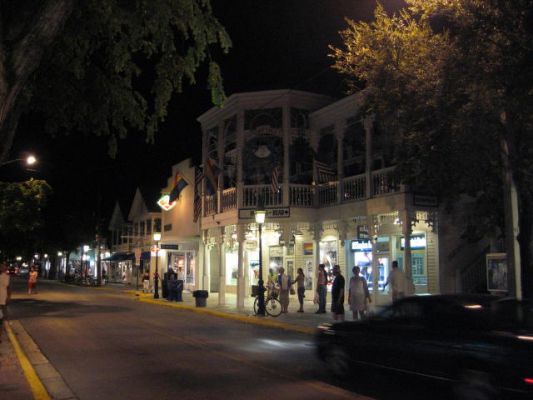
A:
[226, 251, 238, 285]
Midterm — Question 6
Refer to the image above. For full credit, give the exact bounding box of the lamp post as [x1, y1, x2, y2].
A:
[153, 232, 161, 299]
[255, 199, 266, 316]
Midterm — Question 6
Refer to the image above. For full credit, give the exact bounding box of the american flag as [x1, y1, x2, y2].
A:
[314, 159, 336, 184]
[271, 165, 280, 193]
[204, 157, 219, 195]
[193, 167, 203, 222]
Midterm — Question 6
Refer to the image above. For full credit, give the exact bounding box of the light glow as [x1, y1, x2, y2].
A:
[157, 195, 176, 211]
[464, 304, 482, 309]
[255, 210, 266, 224]
[26, 155, 37, 165]
[524, 378, 533, 385]
[153, 232, 162, 242]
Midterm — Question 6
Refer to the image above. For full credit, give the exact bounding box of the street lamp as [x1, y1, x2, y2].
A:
[255, 199, 266, 316]
[153, 232, 161, 299]
[0, 154, 37, 167]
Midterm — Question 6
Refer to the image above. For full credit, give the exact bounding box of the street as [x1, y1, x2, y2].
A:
[5, 279, 455, 400]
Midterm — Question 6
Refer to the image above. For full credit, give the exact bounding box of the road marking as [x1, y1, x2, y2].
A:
[6, 322, 51, 400]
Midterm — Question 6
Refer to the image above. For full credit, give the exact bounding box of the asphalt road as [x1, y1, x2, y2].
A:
[7, 278, 456, 400]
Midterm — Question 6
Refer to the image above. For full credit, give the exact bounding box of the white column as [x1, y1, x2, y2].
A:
[371, 216, 380, 305]
[218, 228, 226, 305]
[236, 225, 245, 310]
[313, 223, 322, 293]
[283, 103, 290, 206]
[237, 110, 245, 208]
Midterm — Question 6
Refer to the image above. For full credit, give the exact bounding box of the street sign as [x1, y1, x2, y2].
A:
[238, 207, 290, 219]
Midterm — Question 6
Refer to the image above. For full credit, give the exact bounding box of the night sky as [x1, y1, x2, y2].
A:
[6, 0, 404, 235]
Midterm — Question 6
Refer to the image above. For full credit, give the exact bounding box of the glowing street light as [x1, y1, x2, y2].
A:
[153, 232, 161, 299]
[0, 154, 37, 167]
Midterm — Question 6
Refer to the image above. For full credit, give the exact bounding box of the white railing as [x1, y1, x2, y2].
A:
[222, 188, 237, 210]
[289, 184, 314, 207]
[371, 167, 400, 196]
[242, 185, 283, 208]
[204, 195, 217, 216]
[317, 182, 337, 206]
[342, 174, 366, 201]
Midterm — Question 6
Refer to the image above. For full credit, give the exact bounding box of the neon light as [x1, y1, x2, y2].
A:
[157, 195, 176, 211]
[524, 378, 533, 385]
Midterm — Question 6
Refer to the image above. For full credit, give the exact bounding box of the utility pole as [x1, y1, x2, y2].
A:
[96, 234, 102, 286]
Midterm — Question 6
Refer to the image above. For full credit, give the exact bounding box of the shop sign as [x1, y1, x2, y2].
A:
[160, 244, 179, 250]
[245, 240, 257, 251]
[413, 194, 438, 207]
[351, 240, 372, 252]
[238, 207, 290, 219]
[357, 226, 369, 240]
[157, 195, 177, 211]
[400, 234, 426, 250]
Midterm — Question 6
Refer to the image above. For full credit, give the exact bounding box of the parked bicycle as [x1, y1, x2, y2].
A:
[253, 287, 282, 317]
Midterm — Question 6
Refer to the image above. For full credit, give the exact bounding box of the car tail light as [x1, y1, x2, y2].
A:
[524, 378, 533, 385]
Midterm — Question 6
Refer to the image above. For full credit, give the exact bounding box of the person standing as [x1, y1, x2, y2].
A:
[0, 263, 11, 342]
[142, 270, 150, 293]
[331, 265, 345, 321]
[383, 260, 407, 302]
[277, 267, 292, 313]
[294, 268, 306, 312]
[316, 264, 328, 314]
[28, 266, 38, 295]
[348, 266, 371, 320]
[176, 266, 185, 302]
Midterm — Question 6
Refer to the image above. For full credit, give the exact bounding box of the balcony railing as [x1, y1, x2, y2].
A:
[222, 188, 237, 211]
[202, 167, 403, 217]
[243, 185, 283, 208]
[289, 184, 314, 207]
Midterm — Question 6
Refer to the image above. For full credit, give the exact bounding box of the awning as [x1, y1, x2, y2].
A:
[140, 251, 151, 261]
[103, 252, 135, 262]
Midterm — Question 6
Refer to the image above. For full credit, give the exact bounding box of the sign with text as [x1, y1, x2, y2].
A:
[239, 207, 290, 219]
[413, 194, 438, 207]
[160, 244, 179, 250]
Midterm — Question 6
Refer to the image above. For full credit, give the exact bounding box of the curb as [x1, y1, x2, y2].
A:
[6, 322, 51, 400]
[127, 291, 317, 335]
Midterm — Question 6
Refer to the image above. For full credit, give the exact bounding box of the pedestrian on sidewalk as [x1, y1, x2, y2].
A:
[277, 267, 292, 313]
[142, 270, 150, 293]
[28, 266, 38, 295]
[348, 266, 371, 320]
[383, 261, 407, 302]
[0, 263, 11, 342]
[176, 266, 185, 302]
[294, 268, 305, 312]
[316, 264, 328, 314]
[331, 265, 345, 322]
[168, 274, 178, 301]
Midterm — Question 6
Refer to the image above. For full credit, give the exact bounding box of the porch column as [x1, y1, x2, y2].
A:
[401, 211, 413, 279]
[217, 228, 226, 305]
[236, 224, 246, 310]
[370, 215, 380, 305]
[237, 110, 245, 208]
[217, 123, 224, 213]
[282, 103, 290, 206]
[313, 223, 323, 293]
[201, 230, 209, 290]
[364, 115, 375, 199]
[336, 120, 345, 204]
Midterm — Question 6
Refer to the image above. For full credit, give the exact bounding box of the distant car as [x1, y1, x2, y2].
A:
[18, 266, 29, 277]
[316, 294, 533, 399]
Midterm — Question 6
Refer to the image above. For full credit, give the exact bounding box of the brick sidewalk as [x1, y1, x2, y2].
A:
[0, 323, 33, 400]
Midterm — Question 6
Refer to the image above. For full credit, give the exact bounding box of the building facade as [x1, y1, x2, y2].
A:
[196, 89, 440, 310]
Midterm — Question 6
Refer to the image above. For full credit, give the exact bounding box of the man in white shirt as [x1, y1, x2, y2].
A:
[0, 263, 11, 342]
[383, 261, 408, 302]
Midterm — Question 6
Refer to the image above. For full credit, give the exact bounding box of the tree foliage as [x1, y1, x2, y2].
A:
[330, 0, 533, 294]
[0, 0, 231, 161]
[0, 179, 52, 259]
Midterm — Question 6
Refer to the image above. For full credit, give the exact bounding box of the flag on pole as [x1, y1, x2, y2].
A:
[168, 173, 188, 202]
[271, 165, 280, 193]
[193, 167, 203, 222]
[314, 159, 336, 184]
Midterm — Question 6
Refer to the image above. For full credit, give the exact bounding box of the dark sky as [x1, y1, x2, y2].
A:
[7, 0, 404, 232]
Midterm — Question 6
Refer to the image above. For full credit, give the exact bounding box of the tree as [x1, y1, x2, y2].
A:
[0, 0, 231, 162]
[0, 179, 52, 259]
[330, 0, 533, 297]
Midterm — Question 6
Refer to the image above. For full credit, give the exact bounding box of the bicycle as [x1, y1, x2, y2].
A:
[253, 288, 282, 317]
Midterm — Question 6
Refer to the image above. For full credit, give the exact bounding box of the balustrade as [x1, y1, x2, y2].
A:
[242, 185, 283, 208]
[222, 188, 237, 211]
[371, 167, 400, 196]
[289, 184, 314, 207]
[317, 182, 338, 206]
[342, 174, 366, 201]
[204, 194, 217, 216]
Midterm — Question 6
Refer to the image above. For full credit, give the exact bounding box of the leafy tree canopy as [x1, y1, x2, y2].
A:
[0, 0, 231, 161]
[0, 179, 52, 259]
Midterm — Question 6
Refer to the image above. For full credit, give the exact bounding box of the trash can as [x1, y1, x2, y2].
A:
[193, 290, 209, 307]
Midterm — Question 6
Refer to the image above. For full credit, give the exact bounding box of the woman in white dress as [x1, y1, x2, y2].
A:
[348, 266, 371, 320]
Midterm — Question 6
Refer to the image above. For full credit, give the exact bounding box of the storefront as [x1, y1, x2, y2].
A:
[163, 244, 198, 291]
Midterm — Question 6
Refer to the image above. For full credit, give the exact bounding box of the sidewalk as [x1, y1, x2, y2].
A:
[0, 323, 34, 400]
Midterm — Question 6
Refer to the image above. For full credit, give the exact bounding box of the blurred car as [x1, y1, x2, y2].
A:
[18, 265, 29, 277]
[316, 294, 533, 399]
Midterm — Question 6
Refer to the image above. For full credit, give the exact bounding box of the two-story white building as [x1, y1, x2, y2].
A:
[195, 89, 440, 310]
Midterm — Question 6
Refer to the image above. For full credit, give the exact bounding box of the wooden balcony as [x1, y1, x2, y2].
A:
[203, 167, 402, 215]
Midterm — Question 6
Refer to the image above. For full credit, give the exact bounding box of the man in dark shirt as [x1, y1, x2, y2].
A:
[331, 265, 345, 322]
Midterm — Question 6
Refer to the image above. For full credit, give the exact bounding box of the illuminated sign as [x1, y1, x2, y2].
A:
[157, 195, 176, 211]
[400, 234, 426, 250]
[351, 240, 372, 252]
